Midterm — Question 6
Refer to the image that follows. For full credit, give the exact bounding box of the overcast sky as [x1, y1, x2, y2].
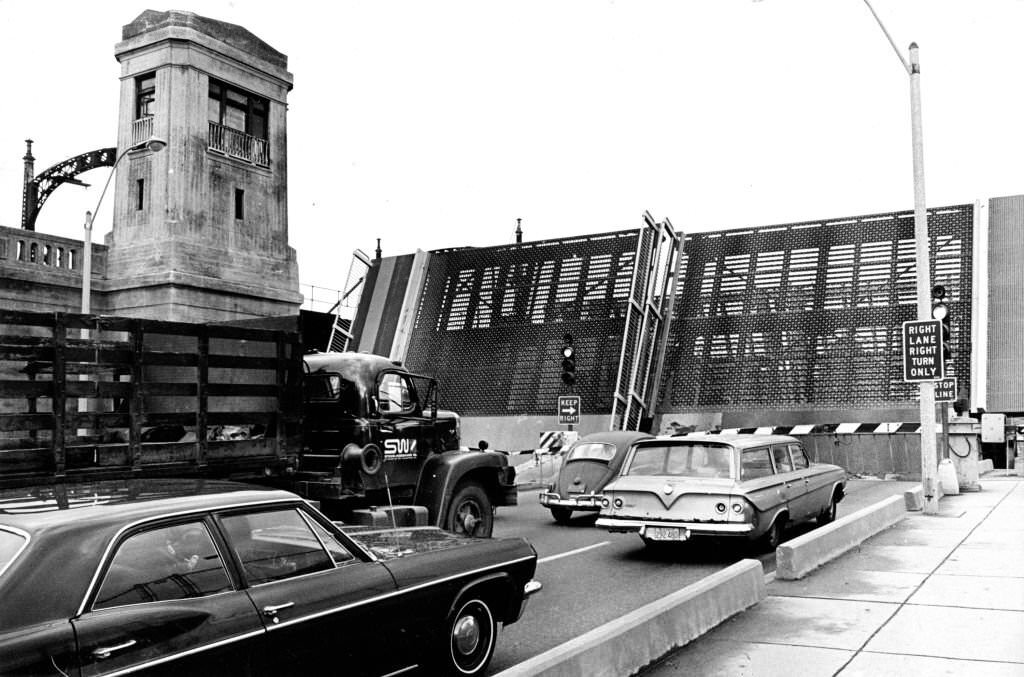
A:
[2, 0, 1022, 300]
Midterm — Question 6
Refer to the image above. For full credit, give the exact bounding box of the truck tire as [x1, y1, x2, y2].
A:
[446, 482, 493, 538]
[436, 596, 497, 676]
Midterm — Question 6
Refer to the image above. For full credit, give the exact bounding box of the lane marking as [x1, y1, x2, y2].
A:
[538, 541, 610, 564]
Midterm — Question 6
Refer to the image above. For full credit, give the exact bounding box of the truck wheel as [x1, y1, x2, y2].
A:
[447, 483, 494, 538]
[550, 507, 572, 524]
[437, 596, 496, 676]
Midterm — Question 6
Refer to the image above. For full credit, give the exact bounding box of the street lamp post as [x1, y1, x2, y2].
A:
[80, 135, 167, 316]
[78, 135, 166, 429]
[860, 0, 939, 514]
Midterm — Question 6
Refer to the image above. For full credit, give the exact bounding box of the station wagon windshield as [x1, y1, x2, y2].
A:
[624, 443, 733, 479]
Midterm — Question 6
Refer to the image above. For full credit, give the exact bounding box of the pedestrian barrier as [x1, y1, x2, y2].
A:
[775, 494, 906, 580]
[491, 559, 765, 677]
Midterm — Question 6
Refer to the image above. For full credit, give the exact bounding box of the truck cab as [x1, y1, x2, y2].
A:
[299, 352, 517, 536]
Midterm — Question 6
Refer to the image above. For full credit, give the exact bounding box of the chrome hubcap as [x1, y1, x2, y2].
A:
[453, 615, 481, 655]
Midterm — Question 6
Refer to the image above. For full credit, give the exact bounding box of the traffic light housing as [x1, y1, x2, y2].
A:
[931, 285, 952, 369]
[560, 333, 576, 386]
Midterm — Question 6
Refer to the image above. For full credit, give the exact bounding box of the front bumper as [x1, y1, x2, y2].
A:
[595, 516, 755, 536]
[511, 579, 543, 623]
[538, 491, 603, 511]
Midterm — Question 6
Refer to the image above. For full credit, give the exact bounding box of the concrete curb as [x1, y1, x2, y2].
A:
[491, 559, 765, 677]
[904, 485, 924, 510]
[775, 494, 906, 580]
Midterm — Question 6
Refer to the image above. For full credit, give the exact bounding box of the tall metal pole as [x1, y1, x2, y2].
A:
[909, 43, 939, 514]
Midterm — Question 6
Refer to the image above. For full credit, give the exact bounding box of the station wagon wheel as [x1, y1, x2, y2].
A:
[550, 507, 572, 524]
[446, 482, 494, 538]
[761, 516, 786, 551]
[817, 495, 838, 526]
[441, 597, 496, 676]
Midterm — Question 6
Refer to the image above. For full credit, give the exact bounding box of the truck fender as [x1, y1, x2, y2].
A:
[415, 451, 508, 526]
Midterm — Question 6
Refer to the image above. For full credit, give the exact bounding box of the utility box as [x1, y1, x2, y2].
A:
[947, 416, 982, 491]
[981, 414, 1006, 443]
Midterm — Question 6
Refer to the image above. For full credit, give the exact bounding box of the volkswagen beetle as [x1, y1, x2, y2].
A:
[538, 431, 653, 523]
[596, 434, 846, 550]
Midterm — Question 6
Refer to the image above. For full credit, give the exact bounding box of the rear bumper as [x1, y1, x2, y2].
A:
[595, 516, 755, 536]
[538, 492, 603, 511]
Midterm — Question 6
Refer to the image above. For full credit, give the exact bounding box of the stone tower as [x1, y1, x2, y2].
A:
[105, 9, 301, 321]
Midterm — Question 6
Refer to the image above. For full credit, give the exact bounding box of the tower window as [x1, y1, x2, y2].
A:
[209, 80, 268, 140]
[136, 73, 156, 119]
[136, 179, 145, 210]
[235, 188, 244, 220]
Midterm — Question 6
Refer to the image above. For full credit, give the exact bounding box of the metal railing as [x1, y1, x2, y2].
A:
[131, 117, 154, 147]
[208, 122, 269, 166]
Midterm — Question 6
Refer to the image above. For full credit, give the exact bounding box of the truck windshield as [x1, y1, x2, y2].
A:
[305, 373, 360, 416]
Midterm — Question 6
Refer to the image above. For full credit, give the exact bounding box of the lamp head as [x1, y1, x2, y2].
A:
[144, 136, 167, 153]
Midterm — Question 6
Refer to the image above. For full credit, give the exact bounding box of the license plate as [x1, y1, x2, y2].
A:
[644, 526, 689, 541]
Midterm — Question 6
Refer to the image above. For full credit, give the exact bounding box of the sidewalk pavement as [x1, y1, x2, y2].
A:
[642, 471, 1024, 676]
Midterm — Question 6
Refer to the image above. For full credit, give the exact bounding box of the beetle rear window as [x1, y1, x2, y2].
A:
[566, 443, 616, 463]
[625, 443, 733, 478]
[0, 528, 28, 577]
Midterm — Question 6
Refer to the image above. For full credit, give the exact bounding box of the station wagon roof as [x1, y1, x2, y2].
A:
[642, 433, 800, 449]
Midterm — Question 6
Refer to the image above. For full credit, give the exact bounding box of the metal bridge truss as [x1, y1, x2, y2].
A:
[22, 148, 117, 231]
[609, 214, 681, 431]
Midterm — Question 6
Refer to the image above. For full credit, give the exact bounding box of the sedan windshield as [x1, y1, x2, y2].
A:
[625, 443, 733, 479]
[0, 528, 27, 577]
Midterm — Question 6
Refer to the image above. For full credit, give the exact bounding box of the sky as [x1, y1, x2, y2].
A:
[1, 0, 1022, 304]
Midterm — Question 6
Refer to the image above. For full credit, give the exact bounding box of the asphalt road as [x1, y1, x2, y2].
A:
[484, 478, 917, 674]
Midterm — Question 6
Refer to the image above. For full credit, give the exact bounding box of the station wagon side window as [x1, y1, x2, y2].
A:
[789, 443, 810, 469]
[771, 444, 794, 473]
[93, 521, 232, 610]
[219, 507, 335, 585]
[377, 373, 416, 415]
[740, 447, 774, 480]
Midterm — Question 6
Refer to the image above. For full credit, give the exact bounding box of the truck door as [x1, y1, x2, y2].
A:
[376, 371, 431, 488]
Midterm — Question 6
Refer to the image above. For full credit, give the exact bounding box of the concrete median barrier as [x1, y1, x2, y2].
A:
[775, 494, 906, 580]
[492, 559, 765, 677]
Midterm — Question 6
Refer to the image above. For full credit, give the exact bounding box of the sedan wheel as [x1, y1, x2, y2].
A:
[442, 598, 496, 676]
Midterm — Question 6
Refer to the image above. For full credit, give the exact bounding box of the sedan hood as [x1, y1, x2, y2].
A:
[340, 525, 476, 561]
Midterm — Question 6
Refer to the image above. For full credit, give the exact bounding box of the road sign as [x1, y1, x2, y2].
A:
[934, 377, 957, 402]
[902, 320, 944, 381]
[557, 395, 581, 425]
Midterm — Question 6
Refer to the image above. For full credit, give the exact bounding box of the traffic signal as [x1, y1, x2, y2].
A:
[560, 333, 576, 386]
[931, 285, 952, 370]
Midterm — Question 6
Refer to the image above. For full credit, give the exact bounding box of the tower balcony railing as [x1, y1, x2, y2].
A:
[131, 116, 154, 147]
[208, 122, 270, 167]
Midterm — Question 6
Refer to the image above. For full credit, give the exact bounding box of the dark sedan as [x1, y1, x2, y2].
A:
[538, 431, 654, 523]
[0, 479, 540, 676]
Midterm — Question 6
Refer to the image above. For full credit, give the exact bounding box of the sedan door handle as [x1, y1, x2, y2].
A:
[92, 639, 137, 659]
[262, 602, 295, 618]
